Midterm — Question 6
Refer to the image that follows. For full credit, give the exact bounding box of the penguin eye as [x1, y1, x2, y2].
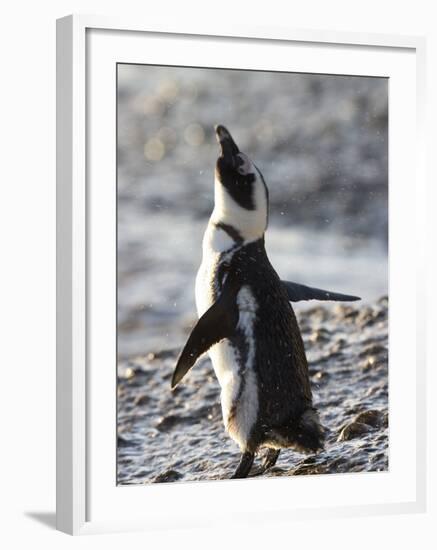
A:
[236, 153, 253, 175]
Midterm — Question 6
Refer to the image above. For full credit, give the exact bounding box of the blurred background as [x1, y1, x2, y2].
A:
[117, 64, 388, 360]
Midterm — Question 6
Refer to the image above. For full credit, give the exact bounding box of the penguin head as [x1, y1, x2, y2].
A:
[213, 125, 268, 242]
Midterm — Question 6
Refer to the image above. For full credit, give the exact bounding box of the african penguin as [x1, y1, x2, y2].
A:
[172, 125, 360, 479]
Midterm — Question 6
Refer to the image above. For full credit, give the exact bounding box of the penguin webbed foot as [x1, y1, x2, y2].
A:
[260, 448, 280, 472]
[231, 451, 254, 479]
[230, 449, 281, 479]
[248, 449, 281, 477]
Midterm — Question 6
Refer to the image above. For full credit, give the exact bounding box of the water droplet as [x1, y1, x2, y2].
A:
[184, 123, 205, 147]
[144, 138, 165, 161]
[158, 78, 179, 102]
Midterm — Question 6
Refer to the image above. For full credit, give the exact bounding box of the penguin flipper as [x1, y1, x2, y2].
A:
[281, 280, 360, 302]
[171, 281, 239, 389]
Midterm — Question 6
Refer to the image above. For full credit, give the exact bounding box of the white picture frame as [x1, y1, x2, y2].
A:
[56, 14, 427, 535]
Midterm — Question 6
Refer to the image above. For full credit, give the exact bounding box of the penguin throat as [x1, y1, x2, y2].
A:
[213, 179, 267, 243]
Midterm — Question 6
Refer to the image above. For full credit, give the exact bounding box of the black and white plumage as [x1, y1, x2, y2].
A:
[171, 125, 360, 478]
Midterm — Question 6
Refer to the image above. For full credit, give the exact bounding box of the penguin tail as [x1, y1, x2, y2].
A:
[265, 408, 325, 454]
[294, 408, 325, 454]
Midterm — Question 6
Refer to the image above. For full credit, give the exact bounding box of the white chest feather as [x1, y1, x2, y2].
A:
[195, 227, 259, 450]
[194, 222, 235, 316]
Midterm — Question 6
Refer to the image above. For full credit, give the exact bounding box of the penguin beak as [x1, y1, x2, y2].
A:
[215, 125, 240, 166]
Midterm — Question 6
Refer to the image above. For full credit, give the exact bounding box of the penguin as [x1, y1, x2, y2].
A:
[171, 125, 360, 479]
